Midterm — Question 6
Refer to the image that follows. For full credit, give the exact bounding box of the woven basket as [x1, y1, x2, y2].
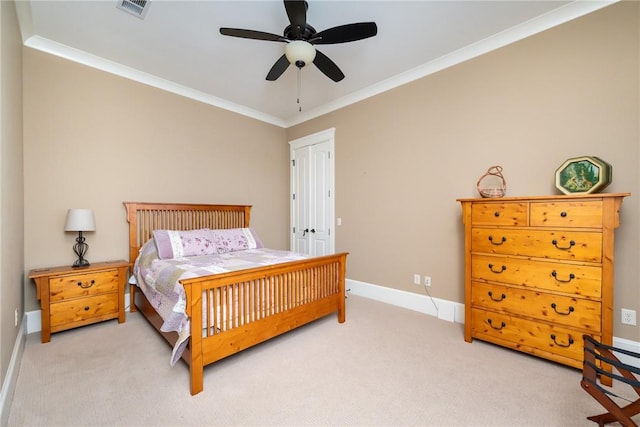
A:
[477, 165, 506, 198]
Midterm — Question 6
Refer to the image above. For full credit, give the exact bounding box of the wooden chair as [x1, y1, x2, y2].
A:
[581, 334, 640, 427]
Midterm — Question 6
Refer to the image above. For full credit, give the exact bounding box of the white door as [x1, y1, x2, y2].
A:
[290, 129, 335, 256]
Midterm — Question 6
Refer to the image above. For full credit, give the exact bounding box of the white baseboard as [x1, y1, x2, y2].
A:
[0, 317, 26, 427]
[612, 336, 640, 368]
[347, 279, 640, 368]
[346, 278, 464, 323]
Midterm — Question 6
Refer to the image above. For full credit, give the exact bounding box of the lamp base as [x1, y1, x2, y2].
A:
[72, 258, 90, 268]
[72, 231, 90, 268]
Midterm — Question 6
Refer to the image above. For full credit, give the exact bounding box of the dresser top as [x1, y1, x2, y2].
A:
[457, 192, 630, 203]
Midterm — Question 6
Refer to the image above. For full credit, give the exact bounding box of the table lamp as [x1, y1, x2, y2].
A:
[64, 208, 96, 267]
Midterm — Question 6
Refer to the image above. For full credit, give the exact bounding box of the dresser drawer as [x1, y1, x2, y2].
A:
[530, 200, 603, 228]
[471, 228, 602, 262]
[471, 281, 601, 332]
[470, 308, 588, 364]
[49, 270, 119, 302]
[471, 254, 602, 297]
[471, 202, 528, 226]
[50, 293, 118, 328]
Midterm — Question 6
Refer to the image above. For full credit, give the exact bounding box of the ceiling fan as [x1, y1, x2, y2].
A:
[219, 0, 377, 82]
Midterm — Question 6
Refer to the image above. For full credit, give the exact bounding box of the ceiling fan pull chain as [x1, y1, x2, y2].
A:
[297, 67, 302, 112]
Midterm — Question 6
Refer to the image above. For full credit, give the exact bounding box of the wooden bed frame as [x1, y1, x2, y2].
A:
[124, 202, 348, 395]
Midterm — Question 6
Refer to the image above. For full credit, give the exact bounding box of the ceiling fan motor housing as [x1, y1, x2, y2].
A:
[284, 24, 316, 41]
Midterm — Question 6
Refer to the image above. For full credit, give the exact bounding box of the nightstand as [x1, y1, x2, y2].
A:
[28, 260, 129, 343]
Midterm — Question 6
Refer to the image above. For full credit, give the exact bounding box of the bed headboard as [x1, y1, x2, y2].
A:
[123, 202, 251, 270]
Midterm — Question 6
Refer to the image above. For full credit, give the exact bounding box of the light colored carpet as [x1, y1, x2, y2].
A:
[7, 295, 635, 426]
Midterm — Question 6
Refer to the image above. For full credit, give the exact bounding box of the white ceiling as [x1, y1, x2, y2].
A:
[16, 0, 615, 128]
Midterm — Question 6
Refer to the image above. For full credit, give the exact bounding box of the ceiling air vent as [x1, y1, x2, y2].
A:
[116, 0, 151, 19]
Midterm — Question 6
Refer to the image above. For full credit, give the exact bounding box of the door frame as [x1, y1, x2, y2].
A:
[289, 128, 335, 253]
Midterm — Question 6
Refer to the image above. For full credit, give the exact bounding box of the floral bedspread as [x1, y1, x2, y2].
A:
[133, 239, 308, 365]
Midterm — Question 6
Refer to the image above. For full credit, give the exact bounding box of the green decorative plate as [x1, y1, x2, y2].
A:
[555, 156, 612, 195]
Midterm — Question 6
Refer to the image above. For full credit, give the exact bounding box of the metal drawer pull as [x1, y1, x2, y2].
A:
[77, 279, 96, 289]
[551, 239, 575, 250]
[488, 263, 507, 273]
[488, 291, 506, 302]
[488, 235, 507, 245]
[551, 270, 575, 283]
[550, 334, 574, 348]
[551, 303, 575, 315]
[487, 319, 506, 330]
[84, 306, 90, 311]
[560, 211, 567, 217]
[494, 211, 501, 217]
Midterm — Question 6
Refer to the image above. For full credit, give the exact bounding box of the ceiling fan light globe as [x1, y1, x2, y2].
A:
[285, 40, 316, 68]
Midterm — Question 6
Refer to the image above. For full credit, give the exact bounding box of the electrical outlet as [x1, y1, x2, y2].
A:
[424, 276, 432, 287]
[413, 274, 421, 285]
[621, 308, 637, 326]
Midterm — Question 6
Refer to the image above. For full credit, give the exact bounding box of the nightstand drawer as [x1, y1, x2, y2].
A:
[50, 270, 119, 302]
[50, 293, 118, 328]
[530, 201, 603, 228]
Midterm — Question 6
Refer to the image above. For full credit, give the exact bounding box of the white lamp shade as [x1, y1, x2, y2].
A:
[64, 209, 96, 232]
[285, 40, 316, 67]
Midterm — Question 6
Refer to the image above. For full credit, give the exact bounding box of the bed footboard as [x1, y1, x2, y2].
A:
[181, 252, 347, 395]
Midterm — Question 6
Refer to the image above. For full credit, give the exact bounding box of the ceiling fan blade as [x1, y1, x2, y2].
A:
[220, 28, 286, 42]
[284, 0, 307, 39]
[266, 54, 291, 81]
[313, 50, 344, 82]
[312, 22, 378, 45]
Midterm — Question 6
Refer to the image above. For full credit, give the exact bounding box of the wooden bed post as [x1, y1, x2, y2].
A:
[124, 202, 138, 312]
[338, 253, 347, 323]
[184, 280, 204, 395]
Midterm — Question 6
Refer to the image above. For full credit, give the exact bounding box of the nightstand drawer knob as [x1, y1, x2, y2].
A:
[84, 306, 90, 311]
[77, 279, 95, 289]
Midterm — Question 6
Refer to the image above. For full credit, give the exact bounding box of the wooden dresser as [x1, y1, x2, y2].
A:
[29, 260, 129, 343]
[458, 193, 628, 379]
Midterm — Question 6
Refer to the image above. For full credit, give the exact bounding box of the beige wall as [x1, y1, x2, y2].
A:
[287, 2, 640, 341]
[23, 49, 289, 312]
[1, 0, 24, 391]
